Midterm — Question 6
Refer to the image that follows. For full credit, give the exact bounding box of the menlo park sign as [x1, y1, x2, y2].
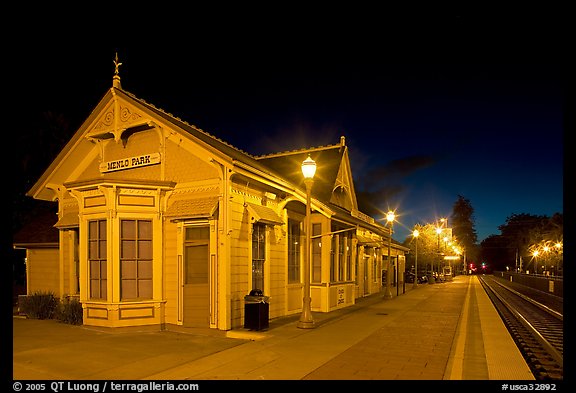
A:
[99, 153, 161, 173]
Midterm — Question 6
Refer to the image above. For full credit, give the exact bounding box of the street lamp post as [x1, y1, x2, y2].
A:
[554, 242, 563, 276]
[383, 211, 395, 299]
[431, 226, 441, 284]
[413, 228, 419, 289]
[443, 236, 449, 278]
[438, 218, 447, 280]
[298, 155, 316, 329]
[543, 245, 550, 276]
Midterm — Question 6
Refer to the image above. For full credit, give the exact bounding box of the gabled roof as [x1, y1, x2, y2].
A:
[115, 89, 257, 165]
[255, 142, 346, 203]
[26, 74, 391, 239]
[13, 208, 59, 247]
[28, 85, 294, 200]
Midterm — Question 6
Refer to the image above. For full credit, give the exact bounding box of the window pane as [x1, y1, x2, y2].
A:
[252, 239, 258, 257]
[138, 220, 152, 239]
[138, 279, 152, 299]
[258, 243, 265, 260]
[121, 279, 137, 299]
[90, 279, 100, 298]
[99, 240, 107, 259]
[101, 280, 107, 299]
[122, 240, 136, 259]
[138, 260, 153, 279]
[89, 220, 107, 300]
[346, 237, 352, 280]
[89, 221, 97, 239]
[251, 224, 265, 290]
[89, 241, 98, 260]
[122, 220, 136, 238]
[99, 221, 107, 239]
[287, 219, 301, 284]
[121, 260, 136, 279]
[90, 260, 100, 279]
[312, 223, 322, 283]
[101, 261, 107, 279]
[185, 226, 209, 241]
[312, 223, 321, 236]
[252, 260, 264, 290]
[138, 240, 152, 259]
[120, 219, 153, 300]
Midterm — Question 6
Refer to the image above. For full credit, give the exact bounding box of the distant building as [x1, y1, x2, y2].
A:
[18, 66, 408, 330]
[13, 207, 60, 301]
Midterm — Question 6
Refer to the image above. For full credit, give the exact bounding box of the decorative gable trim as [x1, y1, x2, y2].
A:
[330, 149, 357, 211]
[87, 95, 156, 144]
[92, 104, 143, 131]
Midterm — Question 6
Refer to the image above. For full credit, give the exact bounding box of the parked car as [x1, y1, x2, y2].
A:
[405, 272, 428, 284]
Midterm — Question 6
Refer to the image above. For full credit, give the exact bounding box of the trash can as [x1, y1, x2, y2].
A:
[244, 289, 270, 331]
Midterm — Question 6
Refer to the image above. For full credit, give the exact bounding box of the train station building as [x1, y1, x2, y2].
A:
[16, 67, 408, 331]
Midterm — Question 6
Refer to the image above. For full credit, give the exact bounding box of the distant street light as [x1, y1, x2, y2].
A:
[532, 250, 539, 275]
[554, 241, 563, 275]
[431, 226, 442, 284]
[297, 155, 316, 329]
[412, 228, 419, 289]
[383, 211, 395, 299]
[543, 245, 550, 276]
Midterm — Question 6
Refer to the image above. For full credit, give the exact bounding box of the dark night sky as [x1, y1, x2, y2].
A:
[16, 14, 566, 243]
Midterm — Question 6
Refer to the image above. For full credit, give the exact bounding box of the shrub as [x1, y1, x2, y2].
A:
[19, 291, 59, 320]
[55, 297, 83, 325]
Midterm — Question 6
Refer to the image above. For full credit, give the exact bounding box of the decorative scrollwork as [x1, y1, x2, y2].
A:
[120, 106, 141, 122]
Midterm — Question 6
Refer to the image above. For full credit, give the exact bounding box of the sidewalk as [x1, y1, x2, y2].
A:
[12, 275, 533, 381]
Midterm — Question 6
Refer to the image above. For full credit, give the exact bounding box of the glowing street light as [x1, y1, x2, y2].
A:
[383, 211, 395, 299]
[532, 249, 539, 275]
[412, 228, 420, 289]
[297, 155, 316, 329]
[430, 226, 442, 283]
[543, 245, 550, 276]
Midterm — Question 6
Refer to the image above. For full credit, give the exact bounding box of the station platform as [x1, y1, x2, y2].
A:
[12, 275, 536, 381]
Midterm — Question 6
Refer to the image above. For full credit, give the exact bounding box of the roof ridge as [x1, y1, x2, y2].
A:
[119, 88, 257, 159]
[254, 142, 343, 160]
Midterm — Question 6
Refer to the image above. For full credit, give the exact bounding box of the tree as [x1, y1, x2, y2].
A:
[498, 213, 548, 270]
[450, 195, 479, 266]
[403, 222, 461, 276]
[14, 111, 73, 234]
[479, 213, 563, 273]
[479, 234, 509, 272]
[12, 111, 74, 293]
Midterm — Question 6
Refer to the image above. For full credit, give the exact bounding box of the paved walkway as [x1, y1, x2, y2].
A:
[12, 275, 535, 381]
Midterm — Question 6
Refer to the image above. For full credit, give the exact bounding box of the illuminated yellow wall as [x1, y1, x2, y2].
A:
[26, 248, 60, 297]
[25, 91, 409, 331]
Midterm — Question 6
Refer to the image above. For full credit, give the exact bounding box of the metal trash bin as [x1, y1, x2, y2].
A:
[244, 289, 270, 331]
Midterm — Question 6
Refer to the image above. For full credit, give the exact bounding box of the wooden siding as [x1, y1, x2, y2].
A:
[27, 249, 60, 297]
[163, 220, 179, 325]
[165, 139, 219, 182]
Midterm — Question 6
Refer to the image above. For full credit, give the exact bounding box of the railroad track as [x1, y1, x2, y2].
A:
[478, 275, 563, 381]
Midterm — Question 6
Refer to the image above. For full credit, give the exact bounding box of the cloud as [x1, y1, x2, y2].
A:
[354, 154, 439, 218]
[358, 155, 437, 191]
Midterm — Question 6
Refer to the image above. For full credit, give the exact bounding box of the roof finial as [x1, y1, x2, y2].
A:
[112, 52, 122, 89]
[340, 135, 346, 146]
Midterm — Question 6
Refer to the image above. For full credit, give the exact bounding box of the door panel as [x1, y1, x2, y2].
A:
[183, 242, 209, 327]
